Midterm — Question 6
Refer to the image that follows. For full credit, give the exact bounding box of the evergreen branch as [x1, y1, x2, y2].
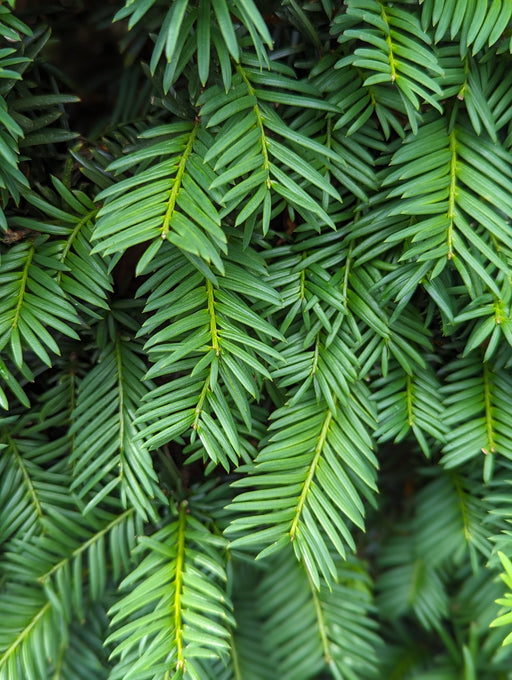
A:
[441, 355, 512, 468]
[171, 502, 187, 674]
[161, 123, 198, 240]
[69, 338, 162, 519]
[107, 506, 233, 680]
[290, 409, 333, 542]
[38, 508, 135, 584]
[0, 600, 51, 672]
[3, 428, 43, 525]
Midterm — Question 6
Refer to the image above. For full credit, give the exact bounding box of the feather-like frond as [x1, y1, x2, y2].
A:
[107, 502, 233, 680]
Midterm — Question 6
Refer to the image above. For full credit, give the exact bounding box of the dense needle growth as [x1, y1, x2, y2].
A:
[3, 0, 512, 678]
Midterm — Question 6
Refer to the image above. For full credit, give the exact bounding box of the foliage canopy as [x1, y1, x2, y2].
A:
[3, 0, 512, 678]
